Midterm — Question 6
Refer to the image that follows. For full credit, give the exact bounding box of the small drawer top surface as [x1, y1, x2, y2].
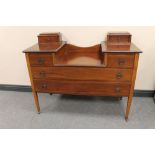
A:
[23, 41, 66, 53]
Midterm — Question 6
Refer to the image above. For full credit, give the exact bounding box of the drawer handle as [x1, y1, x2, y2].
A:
[38, 58, 45, 64]
[39, 71, 46, 77]
[116, 73, 123, 79]
[118, 59, 125, 66]
[41, 84, 47, 89]
[115, 87, 121, 93]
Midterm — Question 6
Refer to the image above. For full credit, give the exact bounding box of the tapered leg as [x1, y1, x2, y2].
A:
[125, 95, 133, 121]
[125, 53, 139, 121]
[32, 91, 40, 113]
[25, 53, 41, 114]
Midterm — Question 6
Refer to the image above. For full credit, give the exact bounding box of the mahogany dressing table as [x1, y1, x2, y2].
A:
[23, 32, 142, 120]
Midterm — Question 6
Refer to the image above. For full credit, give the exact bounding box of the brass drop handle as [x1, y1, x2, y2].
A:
[39, 71, 46, 77]
[116, 73, 123, 79]
[115, 87, 121, 93]
[38, 58, 45, 64]
[41, 84, 47, 89]
[118, 59, 125, 66]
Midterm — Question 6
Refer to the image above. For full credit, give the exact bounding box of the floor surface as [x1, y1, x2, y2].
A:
[0, 90, 155, 129]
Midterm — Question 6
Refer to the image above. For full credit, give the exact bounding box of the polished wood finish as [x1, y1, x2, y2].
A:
[33, 80, 131, 96]
[38, 32, 61, 44]
[125, 53, 139, 120]
[107, 32, 131, 45]
[54, 44, 102, 66]
[101, 41, 142, 53]
[23, 41, 66, 53]
[31, 67, 132, 82]
[28, 53, 53, 66]
[107, 53, 134, 68]
[24, 32, 142, 120]
[25, 53, 40, 113]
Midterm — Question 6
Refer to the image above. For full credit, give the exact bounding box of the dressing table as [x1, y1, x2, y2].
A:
[23, 32, 142, 120]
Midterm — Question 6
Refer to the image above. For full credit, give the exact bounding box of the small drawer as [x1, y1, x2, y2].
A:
[107, 54, 134, 68]
[107, 32, 131, 45]
[33, 79, 131, 96]
[28, 53, 53, 66]
[38, 33, 61, 44]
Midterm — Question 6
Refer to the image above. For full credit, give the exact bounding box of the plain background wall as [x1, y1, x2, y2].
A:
[0, 26, 154, 90]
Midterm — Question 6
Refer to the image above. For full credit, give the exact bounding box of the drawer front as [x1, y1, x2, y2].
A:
[31, 67, 132, 82]
[38, 36, 60, 43]
[33, 80, 130, 96]
[107, 35, 131, 44]
[28, 53, 53, 66]
[107, 54, 134, 68]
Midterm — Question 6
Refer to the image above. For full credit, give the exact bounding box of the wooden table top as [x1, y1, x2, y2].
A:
[23, 41, 66, 53]
[23, 41, 142, 53]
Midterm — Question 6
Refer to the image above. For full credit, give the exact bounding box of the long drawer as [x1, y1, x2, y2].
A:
[33, 79, 131, 96]
[31, 67, 132, 82]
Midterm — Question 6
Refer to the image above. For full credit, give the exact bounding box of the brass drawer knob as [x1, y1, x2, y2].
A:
[118, 59, 125, 66]
[115, 87, 121, 93]
[38, 58, 45, 64]
[39, 71, 46, 77]
[116, 73, 123, 79]
[41, 84, 47, 89]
